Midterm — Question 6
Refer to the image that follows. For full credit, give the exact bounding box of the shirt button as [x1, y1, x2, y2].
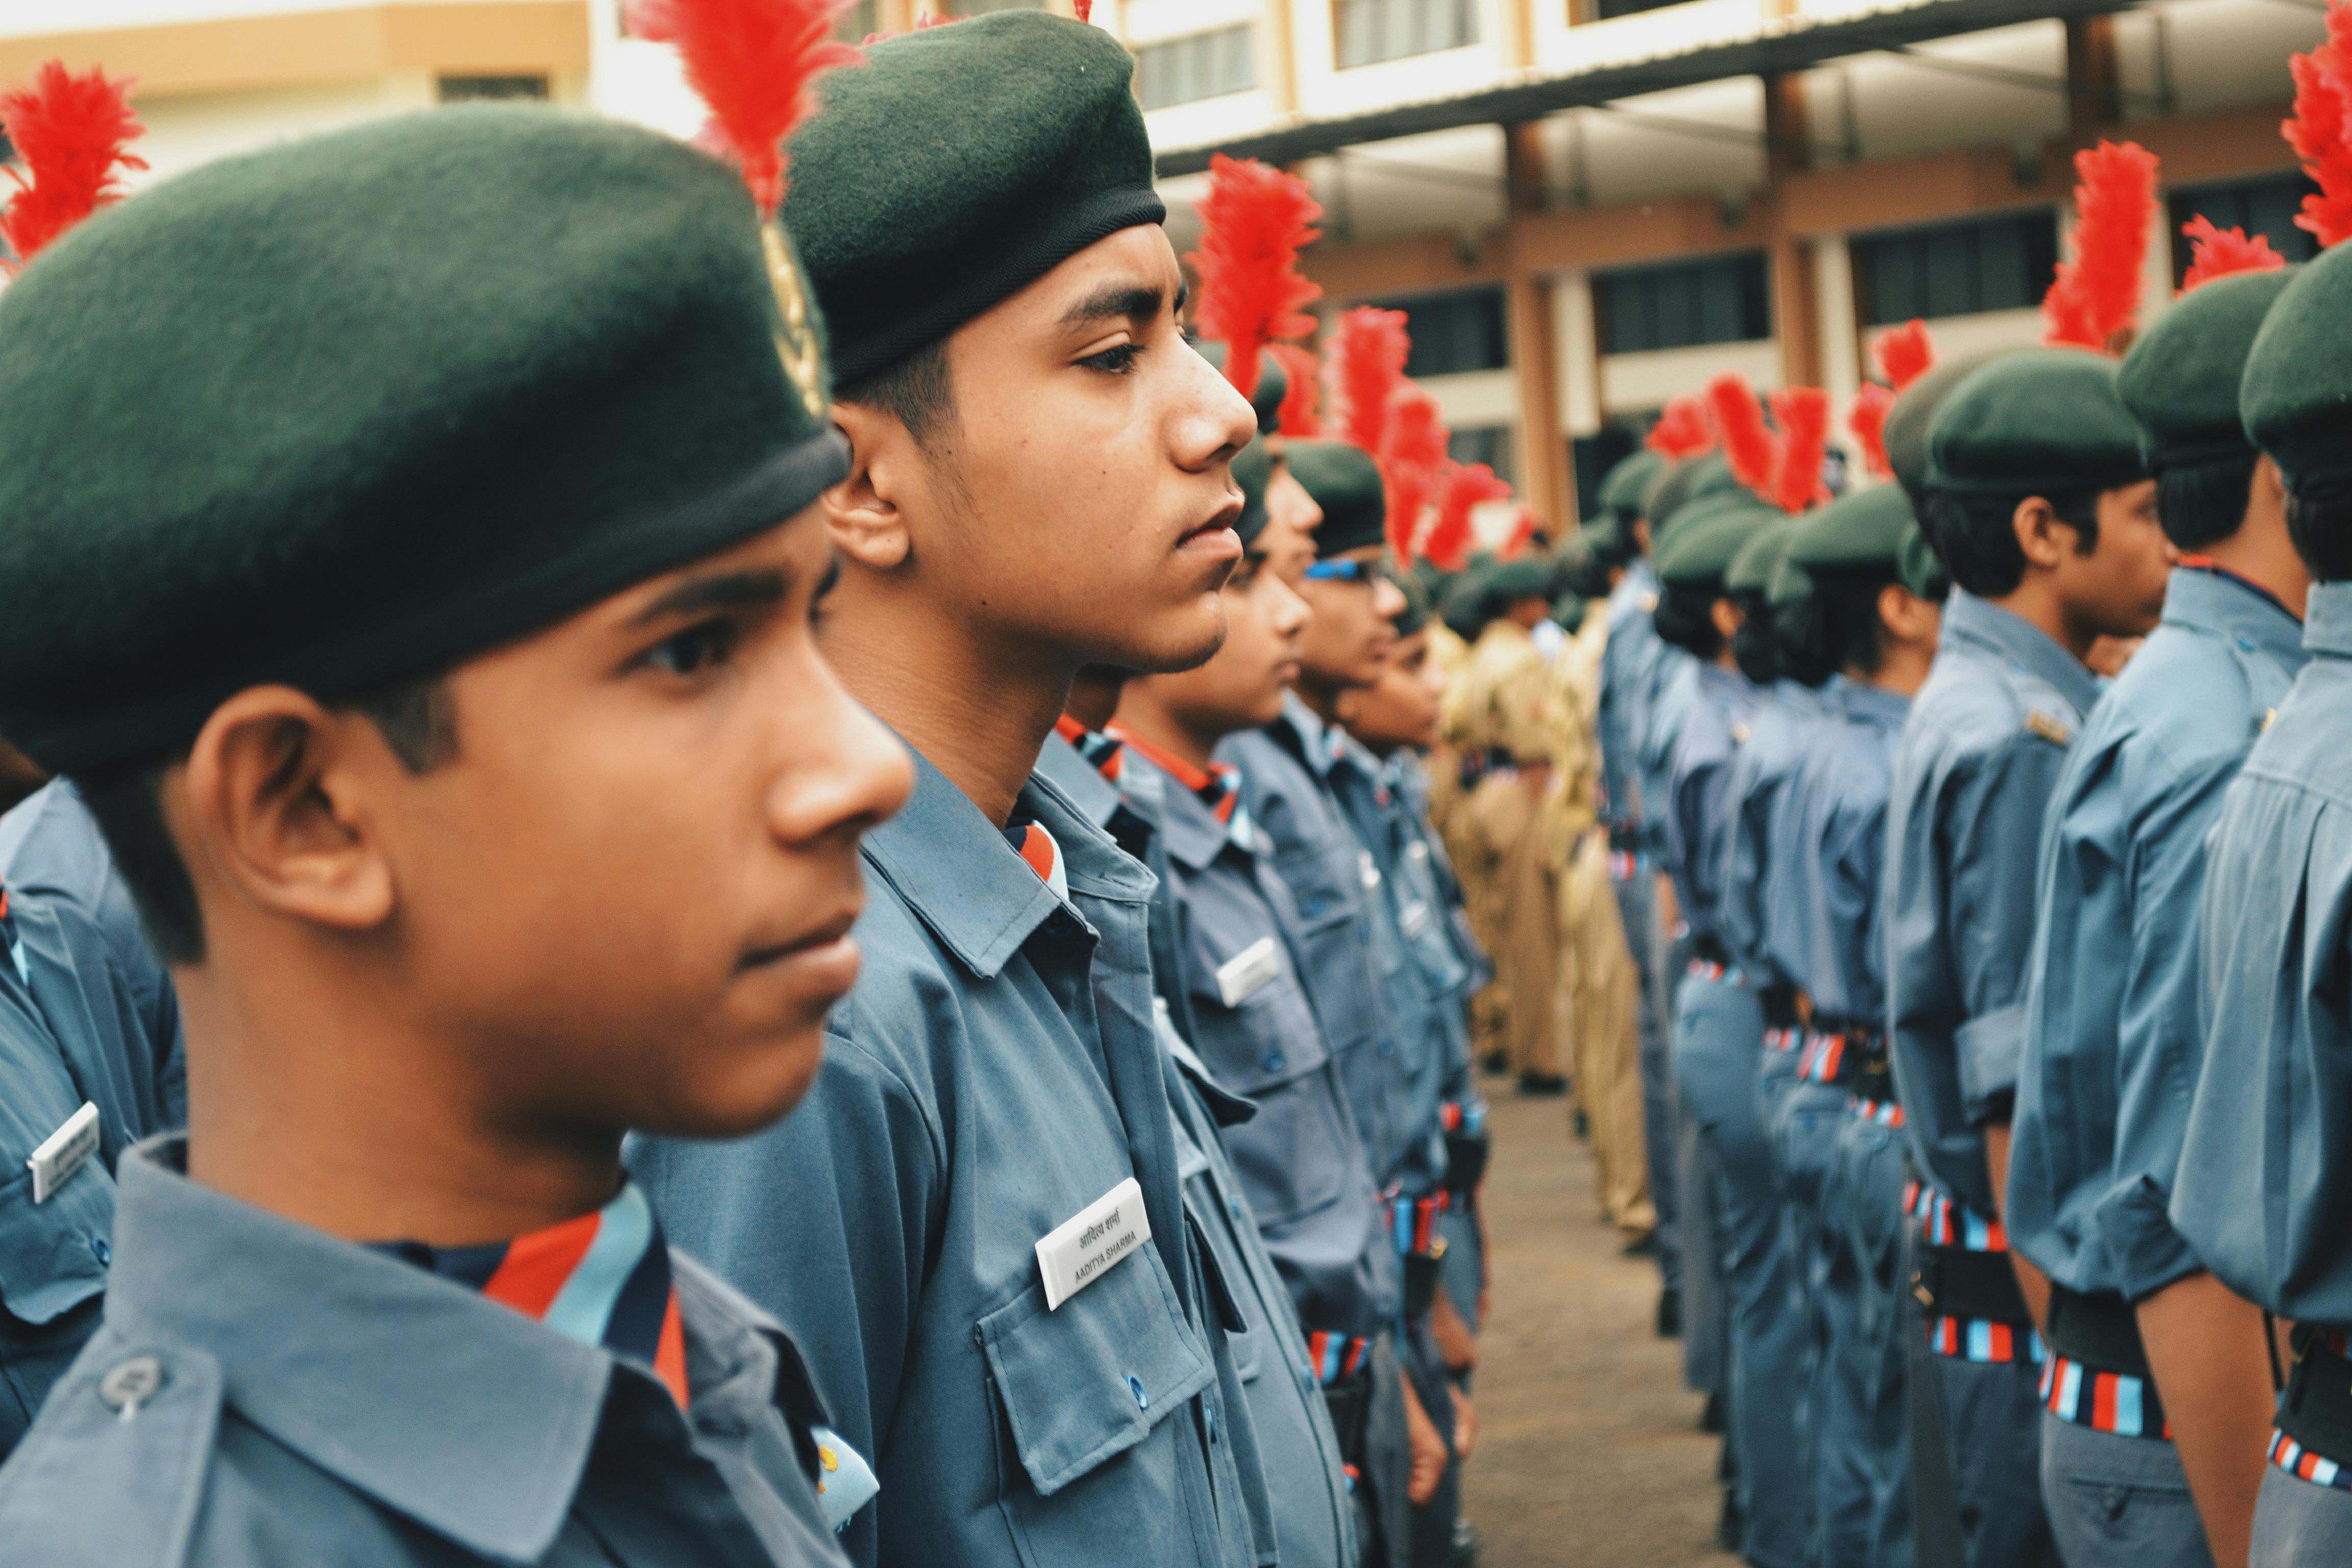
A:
[1206, 1403, 1218, 1443]
[90, 1236, 110, 1265]
[97, 1355, 164, 1417]
[1260, 1050, 1285, 1075]
[1228, 1198, 1244, 1222]
[1125, 1375, 1149, 1411]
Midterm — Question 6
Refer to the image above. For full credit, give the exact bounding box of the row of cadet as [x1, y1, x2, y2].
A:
[0, 11, 1547, 1568]
[1565, 186, 2352, 1568]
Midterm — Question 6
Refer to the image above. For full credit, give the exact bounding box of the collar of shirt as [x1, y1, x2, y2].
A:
[2170, 558, 2302, 634]
[2306, 581, 2352, 660]
[1271, 691, 1340, 782]
[862, 742, 1152, 982]
[1053, 713, 1126, 782]
[1940, 589, 2101, 717]
[1609, 557, 1658, 618]
[1836, 680, 1913, 730]
[100, 1137, 648, 1562]
[1107, 730, 1253, 870]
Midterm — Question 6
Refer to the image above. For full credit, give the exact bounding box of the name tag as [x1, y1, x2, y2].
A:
[1036, 1178, 1150, 1311]
[1216, 936, 1281, 1008]
[1400, 899, 1433, 939]
[29, 1102, 98, 1205]
[1358, 850, 1382, 893]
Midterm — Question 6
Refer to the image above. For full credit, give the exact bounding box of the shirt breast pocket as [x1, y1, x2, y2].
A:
[979, 1239, 1215, 1564]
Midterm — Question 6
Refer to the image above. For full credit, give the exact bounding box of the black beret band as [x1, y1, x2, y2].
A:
[830, 184, 1166, 385]
[41, 430, 850, 775]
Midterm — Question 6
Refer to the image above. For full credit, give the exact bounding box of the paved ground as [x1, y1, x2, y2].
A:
[1459, 1086, 1734, 1567]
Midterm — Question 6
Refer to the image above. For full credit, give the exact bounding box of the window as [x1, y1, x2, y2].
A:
[1336, 0, 1479, 69]
[1365, 286, 1510, 377]
[1591, 253, 1771, 354]
[2168, 173, 2321, 286]
[1572, 427, 1639, 518]
[1594, 0, 1687, 18]
[1850, 210, 2057, 326]
[436, 75, 549, 103]
[1450, 426, 1516, 485]
[1137, 25, 1257, 108]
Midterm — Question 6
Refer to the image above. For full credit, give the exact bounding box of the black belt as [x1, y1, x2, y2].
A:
[1403, 1248, 1446, 1320]
[1815, 1020, 1893, 1099]
[1758, 986, 1801, 1030]
[1443, 1130, 1489, 1195]
[1913, 1243, 2032, 1326]
[2046, 1286, 2151, 1380]
[2278, 1328, 2352, 1471]
[1322, 1364, 1373, 1469]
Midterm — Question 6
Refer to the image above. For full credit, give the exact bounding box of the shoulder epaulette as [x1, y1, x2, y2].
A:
[2024, 709, 2073, 746]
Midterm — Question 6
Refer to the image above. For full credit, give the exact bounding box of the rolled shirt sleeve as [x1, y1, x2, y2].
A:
[1945, 733, 2071, 1125]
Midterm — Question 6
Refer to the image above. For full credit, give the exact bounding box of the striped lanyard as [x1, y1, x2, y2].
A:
[371, 1182, 689, 1408]
[1107, 724, 1255, 850]
[1055, 714, 1126, 783]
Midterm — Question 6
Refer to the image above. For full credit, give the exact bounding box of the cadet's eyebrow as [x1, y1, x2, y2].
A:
[633, 567, 789, 625]
[1061, 281, 1169, 330]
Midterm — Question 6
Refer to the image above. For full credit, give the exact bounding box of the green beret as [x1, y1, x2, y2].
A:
[2121, 268, 2298, 473]
[1288, 440, 1386, 557]
[1200, 340, 1287, 437]
[2242, 243, 2352, 496]
[1579, 513, 1622, 555]
[1928, 348, 2149, 497]
[1231, 437, 1273, 547]
[1646, 453, 1742, 540]
[1897, 524, 1950, 600]
[1786, 483, 1917, 574]
[1484, 556, 1551, 603]
[1726, 516, 1800, 596]
[1885, 350, 2005, 505]
[0, 107, 845, 774]
[1551, 591, 1588, 633]
[1438, 573, 1489, 641]
[1767, 554, 1814, 607]
[1599, 450, 1665, 518]
[1655, 496, 1773, 586]
[785, 12, 1163, 384]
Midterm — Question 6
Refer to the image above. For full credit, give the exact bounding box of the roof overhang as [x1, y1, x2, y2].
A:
[1153, 0, 2129, 178]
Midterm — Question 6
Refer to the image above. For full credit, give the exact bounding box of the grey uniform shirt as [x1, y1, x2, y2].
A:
[632, 750, 1247, 1568]
[2011, 568, 2304, 1302]
[1884, 590, 2100, 1215]
[0, 1138, 848, 1567]
[2174, 582, 2352, 1324]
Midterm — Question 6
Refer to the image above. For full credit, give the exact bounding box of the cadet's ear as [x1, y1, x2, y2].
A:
[1878, 582, 1940, 647]
[823, 404, 915, 572]
[2013, 496, 2071, 571]
[1708, 597, 1743, 643]
[174, 689, 398, 940]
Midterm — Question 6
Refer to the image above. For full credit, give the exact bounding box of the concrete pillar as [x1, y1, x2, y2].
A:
[1762, 72, 1821, 388]
[1504, 120, 1576, 535]
[2065, 15, 2122, 141]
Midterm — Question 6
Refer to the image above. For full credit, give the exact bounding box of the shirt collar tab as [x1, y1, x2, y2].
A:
[1940, 590, 2101, 715]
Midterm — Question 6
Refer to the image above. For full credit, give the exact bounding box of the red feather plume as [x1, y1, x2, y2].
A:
[2180, 216, 2288, 291]
[626, 0, 863, 217]
[1186, 155, 1323, 402]
[1645, 395, 1715, 459]
[1073, 0, 1093, 20]
[1767, 387, 1830, 513]
[1329, 306, 1411, 457]
[1850, 383, 1897, 481]
[1705, 373, 1779, 497]
[1422, 461, 1511, 571]
[1873, 320, 1934, 393]
[1267, 342, 1324, 437]
[2042, 140, 2160, 353]
[2285, 4, 2352, 249]
[0, 62, 145, 275]
[1378, 388, 1449, 562]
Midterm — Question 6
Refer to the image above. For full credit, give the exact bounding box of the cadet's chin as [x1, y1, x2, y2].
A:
[1105, 590, 1230, 676]
[649, 1027, 829, 1142]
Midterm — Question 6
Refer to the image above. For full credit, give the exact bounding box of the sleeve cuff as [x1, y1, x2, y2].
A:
[2095, 1173, 2207, 1303]
[1955, 1002, 2026, 1126]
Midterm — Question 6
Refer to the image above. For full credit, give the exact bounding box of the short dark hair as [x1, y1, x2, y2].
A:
[1919, 487, 2102, 599]
[2287, 486, 2352, 583]
[1770, 591, 1832, 689]
[2155, 451, 2260, 553]
[1653, 580, 1726, 662]
[75, 672, 457, 965]
[1810, 568, 1903, 679]
[1728, 589, 1777, 685]
[837, 336, 957, 450]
